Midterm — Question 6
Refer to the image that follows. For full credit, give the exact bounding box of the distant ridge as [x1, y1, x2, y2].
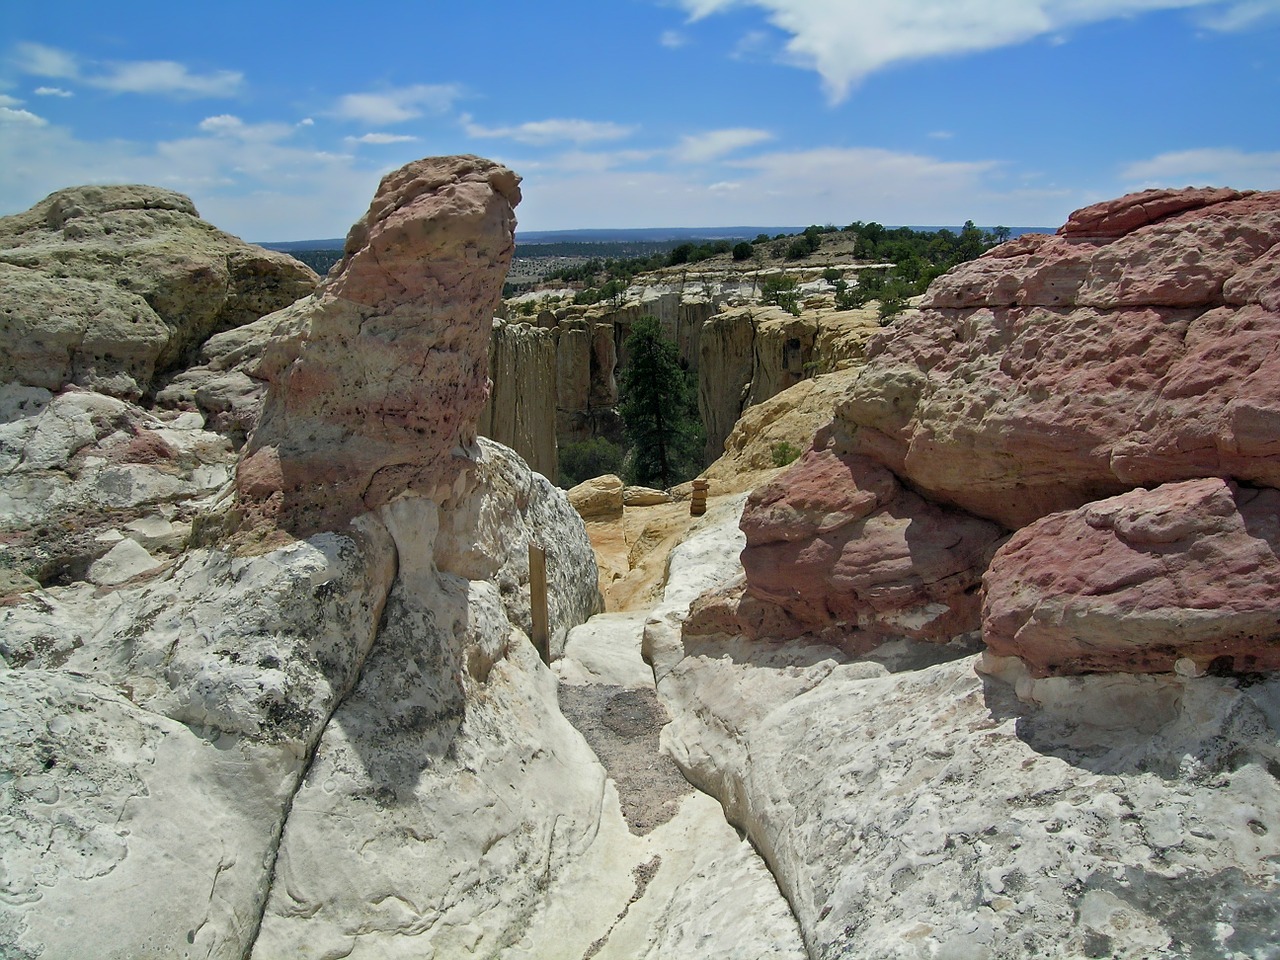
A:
[257, 225, 1054, 249]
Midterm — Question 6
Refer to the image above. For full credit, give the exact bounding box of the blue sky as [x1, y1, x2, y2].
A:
[2, 0, 1278, 240]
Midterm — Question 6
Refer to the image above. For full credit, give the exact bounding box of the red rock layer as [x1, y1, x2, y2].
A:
[703, 444, 1003, 647]
[235, 156, 521, 535]
[983, 478, 1280, 677]
[833, 189, 1280, 529]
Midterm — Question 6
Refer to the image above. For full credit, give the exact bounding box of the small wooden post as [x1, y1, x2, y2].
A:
[691, 479, 709, 517]
[528, 541, 549, 664]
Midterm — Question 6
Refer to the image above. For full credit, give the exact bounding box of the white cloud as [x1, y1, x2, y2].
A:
[0, 116, 377, 241]
[671, 0, 1274, 101]
[345, 133, 420, 145]
[0, 94, 21, 108]
[1196, 0, 1280, 29]
[11, 42, 79, 79]
[0, 106, 47, 126]
[11, 42, 242, 99]
[298, 117, 315, 127]
[1121, 147, 1280, 189]
[929, 130, 955, 140]
[672, 128, 774, 163]
[90, 60, 243, 97]
[197, 114, 295, 142]
[463, 115, 636, 145]
[333, 84, 461, 125]
[661, 29, 690, 48]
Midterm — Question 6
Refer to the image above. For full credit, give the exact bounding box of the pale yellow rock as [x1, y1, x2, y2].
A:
[569, 473, 624, 520]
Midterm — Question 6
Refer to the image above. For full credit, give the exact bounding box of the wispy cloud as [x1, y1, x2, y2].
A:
[929, 130, 954, 140]
[1121, 147, 1280, 189]
[670, 0, 1280, 101]
[332, 84, 461, 125]
[661, 29, 690, 48]
[11, 42, 242, 99]
[345, 132, 420, 145]
[92, 60, 243, 97]
[462, 115, 635, 145]
[516, 143, 1063, 229]
[1195, 0, 1280, 30]
[11, 42, 78, 79]
[34, 86, 73, 98]
[0, 106, 47, 126]
[198, 115, 295, 142]
[672, 127, 773, 163]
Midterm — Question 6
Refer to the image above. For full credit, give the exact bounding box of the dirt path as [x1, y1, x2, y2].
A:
[557, 682, 692, 834]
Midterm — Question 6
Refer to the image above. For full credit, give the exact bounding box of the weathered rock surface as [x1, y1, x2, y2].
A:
[0, 382, 235, 587]
[0, 184, 317, 400]
[660, 636, 1280, 960]
[699, 304, 880, 462]
[984, 477, 1280, 677]
[237, 156, 521, 535]
[829, 188, 1280, 528]
[0, 518, 397, 959]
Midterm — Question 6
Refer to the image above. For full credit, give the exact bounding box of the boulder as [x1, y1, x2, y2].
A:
[236, 156, 522, 536]
[718, 445, 1003, 649]
[568, 473, 624, 520]
[622, 485, 672, 507]
[0, 184, 318, 400]
[983, 478, 1280, 677]
[828, 188, 1280, 528]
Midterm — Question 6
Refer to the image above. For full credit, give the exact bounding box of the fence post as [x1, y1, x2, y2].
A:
[528, 541, 549, 664]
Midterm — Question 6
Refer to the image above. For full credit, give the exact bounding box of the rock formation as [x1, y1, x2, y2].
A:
[485, 287, 883, 480]
[0, 188, 318, 595]
[0, 158, 617, 959]
[984, 477, 1280, 677]
[236, 156, 522, 535]
[650, 188, 1280, 958]
[0, 184, 317, 401]
[837, 187, 1280, 528]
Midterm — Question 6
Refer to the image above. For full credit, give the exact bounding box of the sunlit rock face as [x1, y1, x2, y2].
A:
[0, 183, 318, 400]
[236, 155, 522, 536]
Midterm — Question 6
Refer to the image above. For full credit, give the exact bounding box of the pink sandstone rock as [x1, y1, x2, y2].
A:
[830, 188, 1280, 528]
[235, 156, 521, 535]
[983, 478, 1280, 677]
[715, 445, 1004, 648]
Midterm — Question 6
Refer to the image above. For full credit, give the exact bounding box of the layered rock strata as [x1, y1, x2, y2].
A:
[480, 317, 558, 480]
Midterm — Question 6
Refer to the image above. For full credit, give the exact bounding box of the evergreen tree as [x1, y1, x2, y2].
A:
[618, 317, 704, 489]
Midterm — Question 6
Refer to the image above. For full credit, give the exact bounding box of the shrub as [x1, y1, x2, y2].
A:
[732, 241, 754, 261]
[770, 440, 803, 467]
[760, 274, 801, 316]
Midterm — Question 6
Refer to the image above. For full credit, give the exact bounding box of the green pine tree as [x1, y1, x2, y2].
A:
[618, 317, 705, 489]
